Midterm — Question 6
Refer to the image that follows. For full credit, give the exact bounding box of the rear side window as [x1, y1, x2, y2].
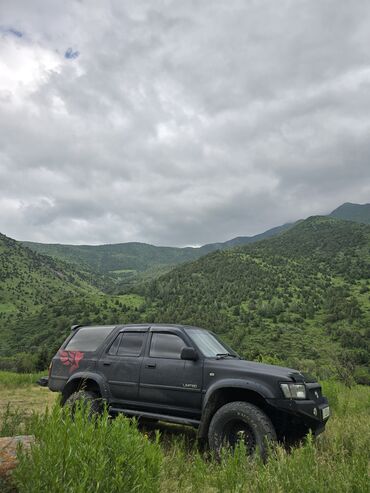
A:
[108, 332, 146, 357]
[65, 326, 115, 352]
[149, 333, 186, 359]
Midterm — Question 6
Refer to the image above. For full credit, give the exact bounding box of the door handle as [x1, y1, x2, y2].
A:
[103, 362, 111, 366]
[145, 363, 156, 369]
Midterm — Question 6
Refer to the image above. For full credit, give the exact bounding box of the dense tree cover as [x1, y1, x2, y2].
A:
[0, 233, 102, 314]
[136, 217, 370, 383]
[1, 217, 370, 384]
[22, 223, 294, 289]
[21, 202, 370, 288]
[0, 232, 109, 361]
[0, 293, 145, 370]
[23, 240, 202, 274]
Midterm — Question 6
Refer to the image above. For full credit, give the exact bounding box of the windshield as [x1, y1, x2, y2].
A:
[186, 328, 238, 358]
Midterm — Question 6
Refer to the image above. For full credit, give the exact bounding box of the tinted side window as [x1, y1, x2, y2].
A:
[108, 334, 122, 355]
[149, 333, 186, 359]
[65, 326, 115, 352]
[117, 332, 146, 356]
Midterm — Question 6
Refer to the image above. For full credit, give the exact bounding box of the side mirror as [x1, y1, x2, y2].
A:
[181, 347, 198, 361]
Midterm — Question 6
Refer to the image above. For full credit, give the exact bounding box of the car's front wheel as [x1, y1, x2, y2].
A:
[208, 401, 276, 460]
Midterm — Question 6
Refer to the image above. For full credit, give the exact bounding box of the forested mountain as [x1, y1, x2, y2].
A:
[22, 223, 294, 286]
[21, 202, 370, 286]
[330, 202, 370, 225]
[0, 232, 99, 316]
[200, 222, 294, 252]
[137, 217, 370, 383]
[0, 232, 105, 358]
[2, 214, 370, 384]
[0, 232, 161, 362]
[22, 241, 199, 274]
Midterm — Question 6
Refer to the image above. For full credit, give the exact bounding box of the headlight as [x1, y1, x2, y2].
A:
[280, 383, 306, 399]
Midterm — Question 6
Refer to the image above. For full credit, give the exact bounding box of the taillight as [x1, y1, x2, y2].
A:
[48, 362, 52, 379]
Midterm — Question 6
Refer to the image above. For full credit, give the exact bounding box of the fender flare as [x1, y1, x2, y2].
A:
[63, 372, 110, 401]
[198, 379, 275, 440]
[203, 379, 275, 410]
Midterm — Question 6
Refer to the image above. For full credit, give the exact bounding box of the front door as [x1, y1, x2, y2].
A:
[98, 329, 148, 403]
[139, 330, 203, 415]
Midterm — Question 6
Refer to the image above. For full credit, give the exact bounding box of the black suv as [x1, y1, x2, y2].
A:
[48, 324, 330, 457]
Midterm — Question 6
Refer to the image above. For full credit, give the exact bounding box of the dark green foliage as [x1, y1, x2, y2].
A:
[23, 240, 202, 274]
[0, 232, 106, 357]
[22, 223, 294, 289]
[1, 293, 146, 356]
[1, 216, 370, 383]
[138, 217, 370, 381]
[0, 232, 101, 318]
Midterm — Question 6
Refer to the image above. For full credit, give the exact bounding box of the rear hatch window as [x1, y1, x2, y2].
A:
[65, 326, 115, 352]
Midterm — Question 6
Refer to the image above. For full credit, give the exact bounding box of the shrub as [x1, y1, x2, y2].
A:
[0, 404, 37, 437]
[353, 366, 370, 385]
[14, 405, 162, 493]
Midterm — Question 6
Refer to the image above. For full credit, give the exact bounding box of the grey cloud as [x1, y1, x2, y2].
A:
[0, 1, 370, 246]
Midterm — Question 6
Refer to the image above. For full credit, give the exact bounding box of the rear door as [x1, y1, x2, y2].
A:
[97, 328, 148, 403]
[139, 328, 203, 415]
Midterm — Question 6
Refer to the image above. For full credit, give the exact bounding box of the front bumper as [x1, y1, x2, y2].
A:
[266, 396, 330, 434]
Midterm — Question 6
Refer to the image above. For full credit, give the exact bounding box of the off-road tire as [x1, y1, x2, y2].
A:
[64, 390, 103, 417]
[208, 401, 276, 460]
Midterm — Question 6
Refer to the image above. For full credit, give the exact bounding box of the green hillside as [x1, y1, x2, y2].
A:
[22, 224, 294, 287]
[200, 222, 295, 252]
[330, 202, 370, 224]
[22, 241, 200, 274]
[2, 217, 370, 383]
[0, 233, 149, 366]
[19, 202, 370, 289]
[138, 217, 370, 383]
[0, 233, 100, 315]
[0, 233, 106, 359]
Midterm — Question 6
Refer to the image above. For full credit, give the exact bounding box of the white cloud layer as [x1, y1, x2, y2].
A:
[1, 0, 370, 245]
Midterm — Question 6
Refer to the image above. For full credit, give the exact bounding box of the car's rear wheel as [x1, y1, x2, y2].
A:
[64, 390, 103, 417]
[208, 401, 276, 460]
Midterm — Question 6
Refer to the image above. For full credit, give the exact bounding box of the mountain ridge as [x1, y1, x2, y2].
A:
[329, 202, 370, 224]
[21, 222, 295, 286]
[19, 201, 370, 285]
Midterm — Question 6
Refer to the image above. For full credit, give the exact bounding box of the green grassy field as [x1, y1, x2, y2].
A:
[0, 372, 369, 493]
[0, 371, 57, 415]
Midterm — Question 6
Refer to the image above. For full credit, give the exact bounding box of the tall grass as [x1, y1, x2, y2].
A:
[0, 378, 368, 492]
[13, 405, 162, 493]
[161, 381, 370, 492]
[0, 404, 38, 437]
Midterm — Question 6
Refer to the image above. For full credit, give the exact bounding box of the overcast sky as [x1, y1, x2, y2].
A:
[1, 0, 370, 246]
